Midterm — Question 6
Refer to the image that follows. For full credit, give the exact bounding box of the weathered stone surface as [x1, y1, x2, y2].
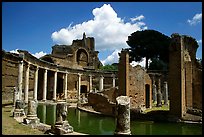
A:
[115, 96, 131, 135]
[51, 102, 73, 135]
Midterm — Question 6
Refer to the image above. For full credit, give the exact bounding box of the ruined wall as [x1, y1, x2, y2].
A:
[88, 92, 116, 115]
[101, 87, 118, 103]
[2, 51, 34, 101]
[169, 34, 201, 118]
[2, 53, 19, 101]
[129, 65, 152, 109]
[192, 67, 202, 109]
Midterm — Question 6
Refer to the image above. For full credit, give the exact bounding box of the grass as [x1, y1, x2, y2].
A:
[2, 100, 45, 135]
[144, 100, 170, 113]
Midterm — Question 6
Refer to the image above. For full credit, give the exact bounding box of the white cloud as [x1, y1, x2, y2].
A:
[187, 13, 202, 26]
[101, 49, 120, 65]
[9, 49, 46, 59]
[32, 51, 47, 58]
[51, 4, 147, 52]
[197, 39, 202, 44]
[9, 49, 19, 54]
[130, 15, 145, 22]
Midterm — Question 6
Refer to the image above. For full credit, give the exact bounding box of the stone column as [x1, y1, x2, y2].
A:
[24, 63, 30, 104]
[152, 77, 157, 103]
[18, 60, 24, 100]
[43, 69, 47, 101]
[112, 74, 116, 87]
[99, 75, 104, 91]
[163, 81, 168, 106]
[78, 73, 82, 102]
[33, 66, 39, 101]
[13, 87, 18, 107]
[115, 96, 131, 135]
[51, 102, 73, 135]
[23, 100, 40, 125]
[89, 75, 93, 92]
[156, 77, 162, 107]
[53, 71, 58, 101]
[64, 72, 68, 100]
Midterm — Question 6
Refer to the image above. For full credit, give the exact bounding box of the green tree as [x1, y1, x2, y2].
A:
[126, 29, 171, 69]
[99, 63, 118, 71]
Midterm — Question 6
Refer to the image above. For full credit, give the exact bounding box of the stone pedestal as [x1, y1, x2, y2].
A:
[23, 100, 40, 126]
[51, 102, 73, 135]
[13, 100, 25, 117]
[115, 96, 131, 135]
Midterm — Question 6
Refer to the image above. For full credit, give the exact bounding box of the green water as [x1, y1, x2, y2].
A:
[37, 104, 202, 135]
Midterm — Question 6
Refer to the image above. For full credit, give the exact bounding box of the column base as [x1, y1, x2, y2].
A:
[51, 121, 73, 135]
[23, 116, 40, 126]
[13, 109, 25, 117]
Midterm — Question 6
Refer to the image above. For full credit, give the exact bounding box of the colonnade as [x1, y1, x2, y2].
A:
[17, 60, 117, 104]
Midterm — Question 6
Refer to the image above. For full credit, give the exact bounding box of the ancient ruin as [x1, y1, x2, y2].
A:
[169, 33, 202, 119]
[2, 32, 202, 135]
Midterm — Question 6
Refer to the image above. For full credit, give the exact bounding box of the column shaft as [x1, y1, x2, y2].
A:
[89, 75, 92, 92]
[53, 71, 57, 101]
[33, 66, 39, 101]
[43, 69, 47, 101]
[78, 74, 81, 102]
[18, 61, 24, 100]
[64, 72, 68, 100]
[99, 76, 104, 91]
[24, 63, 30, 103]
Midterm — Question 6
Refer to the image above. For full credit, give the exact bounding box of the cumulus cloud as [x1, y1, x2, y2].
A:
[187, 13, 202, 26]
[9, 49, 46, 58]
[32, 51, 47, 58]
[9, 49, 19, 54]
[101, 49, 120, 65]
[51, 4, 147, 52]
[130, 15, 145, 22]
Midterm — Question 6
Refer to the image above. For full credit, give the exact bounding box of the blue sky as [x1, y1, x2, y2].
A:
[2, 2, 202, 66]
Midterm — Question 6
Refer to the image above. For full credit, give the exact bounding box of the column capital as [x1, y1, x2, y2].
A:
[78, 73, 82, 76]
[100, 75, 104, 78]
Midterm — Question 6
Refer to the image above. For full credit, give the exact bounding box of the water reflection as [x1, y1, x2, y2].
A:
[37, 104, 202, 135]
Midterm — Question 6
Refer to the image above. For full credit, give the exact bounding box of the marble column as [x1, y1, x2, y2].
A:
[13, 87, 18, 107]
[24, 63, 30, 104]
[33, 66, 39, 101]
[18, 60, 24, 100]
[43, 69, 47, 101]
[163, 81, 168, 106]
[53, 71, 57, 101]
[78, 73, 81, 102]
[89, 75, 93, 92]
[99, 75, 104, 91]
[112, 74, 116, 87]
[64, 72, 68, 100]
[115, 96, 131, 135]
[156, 77, 162, 107]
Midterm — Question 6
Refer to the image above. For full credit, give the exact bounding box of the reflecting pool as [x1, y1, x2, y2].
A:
[37, 103, 202, 135]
